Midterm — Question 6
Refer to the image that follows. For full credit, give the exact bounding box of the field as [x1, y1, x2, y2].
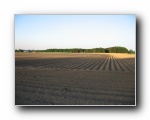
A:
[15, 53, 135, 105]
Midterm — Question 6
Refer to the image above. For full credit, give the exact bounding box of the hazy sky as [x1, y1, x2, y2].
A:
[15, 15, 136, 50]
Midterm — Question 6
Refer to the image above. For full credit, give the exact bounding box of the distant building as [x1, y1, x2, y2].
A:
[23, 50, 30, 52]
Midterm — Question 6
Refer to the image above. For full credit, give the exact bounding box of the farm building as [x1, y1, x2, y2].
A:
[23, 50, 30, 52]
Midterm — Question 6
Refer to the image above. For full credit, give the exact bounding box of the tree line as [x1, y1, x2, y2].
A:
[15, 46, 135, 54]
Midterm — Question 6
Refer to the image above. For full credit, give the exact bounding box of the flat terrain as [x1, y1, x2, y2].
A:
[15, 53, 135, 105]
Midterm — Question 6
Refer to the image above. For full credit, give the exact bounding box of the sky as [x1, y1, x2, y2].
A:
[15, 15, 136, 51]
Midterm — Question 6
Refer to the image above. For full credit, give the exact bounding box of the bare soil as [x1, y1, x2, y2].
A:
[15, 53, 135, 105]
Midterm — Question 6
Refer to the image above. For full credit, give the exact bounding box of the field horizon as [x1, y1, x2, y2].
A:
[15, 46, 135, 54]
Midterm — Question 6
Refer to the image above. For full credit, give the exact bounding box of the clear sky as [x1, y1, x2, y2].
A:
[15, 15, 136, 50]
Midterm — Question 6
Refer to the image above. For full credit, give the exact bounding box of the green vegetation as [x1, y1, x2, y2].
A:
[15, 49, 24, 52]
[128, 49, 135, 54]
[106, 46, 128, 53]
[15, 46, 135, 54]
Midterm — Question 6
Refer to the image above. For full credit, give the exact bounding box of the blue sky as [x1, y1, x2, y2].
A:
[15, 15, 136, 50]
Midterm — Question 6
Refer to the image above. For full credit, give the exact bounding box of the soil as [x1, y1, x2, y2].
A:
[15, 53, 135, 105]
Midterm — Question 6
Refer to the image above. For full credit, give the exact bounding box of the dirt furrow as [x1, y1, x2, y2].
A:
[16, 79, 135, 94]
[90, 58, 104, 70]
[104, 57, 111, 71]
[119, 59, 135, 72]
[16, 86, 135, 105]
[81, 59, 99, 70]
[69, 59, 91, 69]
[118, 60, 134, 72]
[110, 56, 116, 71]
[87, 59, 101, 70]
[94, 58, 106, 70]
[113, 57, 122, 71]
[16, 82, 135, 98]
[114, 57, 131, 72]
[60, 59, 84, 69]
[99, 57, 109, 70]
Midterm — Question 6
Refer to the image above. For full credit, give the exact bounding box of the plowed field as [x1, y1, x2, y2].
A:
[15, 53, 135, 105]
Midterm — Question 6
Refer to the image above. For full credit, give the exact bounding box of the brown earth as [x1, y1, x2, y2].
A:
[15, 53, 135, 105]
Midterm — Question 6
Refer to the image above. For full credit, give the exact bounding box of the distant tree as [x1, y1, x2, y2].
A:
[72, 48, 79, 53]
[17, 46, 131, 53]
[128, 49, 135, 54]
[106, 46, 128, 53]
[16, 49, 23, 52]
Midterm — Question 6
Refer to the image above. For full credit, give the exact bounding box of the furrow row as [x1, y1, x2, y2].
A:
[16, 85, 135, 105]
[16, 55, 135, 72]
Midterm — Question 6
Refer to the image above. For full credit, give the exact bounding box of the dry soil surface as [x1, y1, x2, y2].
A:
[15, 53, 135, 105]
